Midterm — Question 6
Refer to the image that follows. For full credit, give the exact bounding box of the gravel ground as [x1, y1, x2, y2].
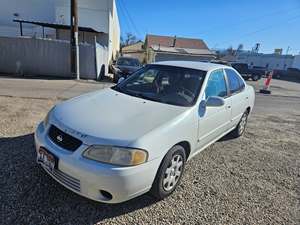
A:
[0, 93, 299, 225]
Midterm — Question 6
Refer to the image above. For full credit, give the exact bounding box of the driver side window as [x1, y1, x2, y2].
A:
[205, 70, 227, 99]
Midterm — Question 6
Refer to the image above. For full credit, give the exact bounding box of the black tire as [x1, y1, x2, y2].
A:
[113, 73, 119, 83]
[243, 77, 249, 81]
[252, 74, 259, 81]
[98, 65, 105, 81]
[230, 110, 249, 138]
[150, 145, 186, 200]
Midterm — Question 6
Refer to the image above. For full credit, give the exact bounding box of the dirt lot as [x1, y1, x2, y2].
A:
[0, 79, 299, 225]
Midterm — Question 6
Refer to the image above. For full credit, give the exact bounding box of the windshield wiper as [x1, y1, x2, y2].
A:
[131, 92, 160, 102]
[113, 86, 162, 103]
[112, 85, 125, 93]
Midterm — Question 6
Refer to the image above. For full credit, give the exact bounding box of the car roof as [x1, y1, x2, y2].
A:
[152, 61, 231, 71]
[231, 62, 247, 65]
[118, 56, 139, 60]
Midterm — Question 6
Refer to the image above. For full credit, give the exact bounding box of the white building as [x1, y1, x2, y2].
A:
[0, 0, 120, 62]
[236, 52, 295, 71]
[0, 0, 54, 37]
[292, 55, 300, 70]
[54, 0, 120, 62]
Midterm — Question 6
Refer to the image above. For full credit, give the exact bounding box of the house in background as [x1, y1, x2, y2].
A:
[121, 41, 145, 63]
[121, 34, 215, 64]
[144, 34, 216, 63]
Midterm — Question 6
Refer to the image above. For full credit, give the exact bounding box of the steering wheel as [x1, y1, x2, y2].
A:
[179, 86, 195, 99]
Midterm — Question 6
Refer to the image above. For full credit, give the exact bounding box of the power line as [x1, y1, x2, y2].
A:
[216, 14, 300, 47]
[118, 0, 142, 37]
[199, 6, 300, 36]
[116, 0, 131, 35]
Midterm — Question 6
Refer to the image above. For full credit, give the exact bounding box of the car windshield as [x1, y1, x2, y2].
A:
[117, 58, 140, 66]
[112, 65, 206, 107]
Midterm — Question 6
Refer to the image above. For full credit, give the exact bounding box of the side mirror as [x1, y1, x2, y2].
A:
[206, 96, 225, 107]
[117, 77, 125, 84]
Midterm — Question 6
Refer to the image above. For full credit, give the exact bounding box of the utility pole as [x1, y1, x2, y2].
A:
[286, 46, 291, 55]
[283, 46, 290, 71]
[71, 0, 80, 80]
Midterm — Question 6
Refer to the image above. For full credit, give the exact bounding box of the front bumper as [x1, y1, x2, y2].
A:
[34, 122, 161, 203]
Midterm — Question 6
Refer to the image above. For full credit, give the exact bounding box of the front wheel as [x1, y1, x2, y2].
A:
[98, 65, 105, 81]
[113, 73, 119, 83]
[150, 145, 186, 200]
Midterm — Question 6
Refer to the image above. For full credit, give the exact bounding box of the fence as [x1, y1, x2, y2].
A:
[0, 36, 107, 79]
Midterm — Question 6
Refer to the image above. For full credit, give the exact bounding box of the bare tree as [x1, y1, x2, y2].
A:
[121, 33, 139, 47]
[227, 46, 234, 55]
[237, 44, 244, 52]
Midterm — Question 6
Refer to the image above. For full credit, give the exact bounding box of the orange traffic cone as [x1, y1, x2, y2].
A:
[260, 71, 273, 94]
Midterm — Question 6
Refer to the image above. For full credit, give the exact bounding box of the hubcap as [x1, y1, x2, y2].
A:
[163, 154, 183, 191]
[238, 113, 247, 134]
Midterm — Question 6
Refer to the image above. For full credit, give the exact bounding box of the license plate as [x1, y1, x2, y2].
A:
[37, 147, 58, 171]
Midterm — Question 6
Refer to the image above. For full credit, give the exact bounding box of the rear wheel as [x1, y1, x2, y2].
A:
[150, 145, 186, 200]
[230, 110, 249, 138]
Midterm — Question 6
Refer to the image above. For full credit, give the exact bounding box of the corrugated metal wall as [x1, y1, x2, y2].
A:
[95, 43, 108, 79]
[0, 36, 97, 79]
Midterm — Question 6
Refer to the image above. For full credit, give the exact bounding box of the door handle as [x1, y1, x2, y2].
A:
[227, 105, 231, 109]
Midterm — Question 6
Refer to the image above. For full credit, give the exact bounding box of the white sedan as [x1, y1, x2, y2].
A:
[35, 61, 255, 203]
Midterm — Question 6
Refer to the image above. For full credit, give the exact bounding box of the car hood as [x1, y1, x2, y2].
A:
[52, 88, 187, 146]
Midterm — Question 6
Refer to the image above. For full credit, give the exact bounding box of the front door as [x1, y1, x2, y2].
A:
[197, 69, 231, 150]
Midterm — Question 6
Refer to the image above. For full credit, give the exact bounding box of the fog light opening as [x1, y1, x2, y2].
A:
[100, 190, 113, 201]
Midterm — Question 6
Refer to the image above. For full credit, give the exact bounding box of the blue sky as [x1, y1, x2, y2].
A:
[116, 0, 300, 54]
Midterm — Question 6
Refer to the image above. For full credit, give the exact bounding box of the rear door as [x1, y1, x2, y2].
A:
[224, 69, 249, 127]
[197, 69, 231, 149]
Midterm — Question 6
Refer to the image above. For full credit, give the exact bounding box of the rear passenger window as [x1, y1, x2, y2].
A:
[205, 70, 227, 99]
[225, 69, 245, 94]
[238, 76, 245, 90]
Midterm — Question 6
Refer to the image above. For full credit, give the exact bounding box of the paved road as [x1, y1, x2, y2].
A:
[1, 76, 299, 115]
[0, 76, 113, 100]
[0, 76, 299, 99]
[248, 78, 300, 97]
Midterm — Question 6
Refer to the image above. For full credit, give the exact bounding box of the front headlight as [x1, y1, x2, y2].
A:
[44, 106, 55, 127]
[83, 145, 148, 166]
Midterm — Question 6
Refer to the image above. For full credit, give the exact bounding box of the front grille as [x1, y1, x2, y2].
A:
[43, 167, 81, 192]
[48, 125, 82, 151]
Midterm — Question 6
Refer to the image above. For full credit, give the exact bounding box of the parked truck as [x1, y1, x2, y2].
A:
[230, 63, 264, 81]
